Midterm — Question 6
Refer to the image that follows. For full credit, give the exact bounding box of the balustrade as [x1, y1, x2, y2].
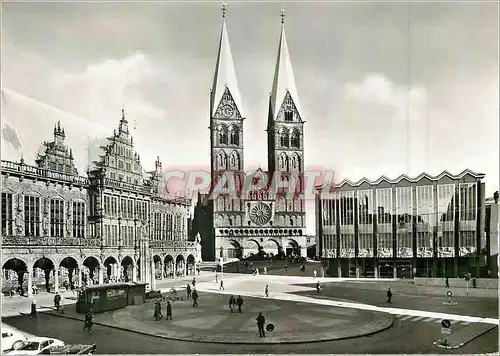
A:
[2, 235, 100, 247]
[1, 160, 88, 185]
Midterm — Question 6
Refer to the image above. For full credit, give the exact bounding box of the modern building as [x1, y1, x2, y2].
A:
[485, 191, 499, 277]
[192, 9, 308, 261]
[1, 114, 199, 298]
[315, 170, 488, 278]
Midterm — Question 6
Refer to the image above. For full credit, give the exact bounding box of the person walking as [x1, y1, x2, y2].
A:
[215, 273, 218, 283]
[192, 277, 196, 287]
[229, 296, 235, 312]
[30, 300, 37, 319]
[220, 280, 224, 291]
[154, 301, 161, 321]
[166, 301, 172, 320]
[386, 288, 392, 304]
[192, 289, 199, 307]
[265, 285, 270, 297]
[186, 284, 192, 299]
[316, 281, 321, 294]
[83, 309, 93, 332]
[256, 312, 266, 338]
[54, 292, 61, 311]
[445, 277, 450, 288]
[313, 269, 317, 279]
[60, 293, 65, 314]
[236, 295, 244, 313]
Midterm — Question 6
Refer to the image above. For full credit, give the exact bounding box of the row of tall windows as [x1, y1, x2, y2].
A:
[103, 196, 149, 220]
[151, 212, 186, 240]
[120, 225, 135, 247]
[105, 224, 119, 246]
[2, 193, 13, 236]
[320, 183, 480, 258]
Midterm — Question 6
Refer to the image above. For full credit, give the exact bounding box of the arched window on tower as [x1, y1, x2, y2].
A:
[278, 154, 289, 171]
[217, 151, 227, 169]
[229, 151, 240, 170]
[291, 129, 300, 148]
[218, 125, 228, 145]
[284, 110, 293, 122]
[291, 153, 300, 171]
[280, 129, 290, 148]
[229, 126, 239, 145]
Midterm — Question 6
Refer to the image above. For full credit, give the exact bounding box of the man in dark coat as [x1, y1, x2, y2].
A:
[192, 289, 199, 307]
[236, 295, 244, 313]
[83, 309, 93, 332]
[386, 288, 392, 304]
[186, 284, 192, 299]
[166, 301, 172, 320]
[192, 277, 196, 287]
[54, 293, 61, 311]
[229, 296, 235, 312]
[30, 300, 37, 319]
[316, 281, 321, 294]
[445, 277, 449, 288]
[220, 280, 224, 291]
[256, 312, 266, 338]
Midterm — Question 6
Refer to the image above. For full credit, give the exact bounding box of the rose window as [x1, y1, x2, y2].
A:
[249, 203, 272, 226]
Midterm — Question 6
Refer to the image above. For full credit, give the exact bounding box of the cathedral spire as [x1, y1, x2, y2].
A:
[211, 2, 243, 117]
[269, 10, 302, 122]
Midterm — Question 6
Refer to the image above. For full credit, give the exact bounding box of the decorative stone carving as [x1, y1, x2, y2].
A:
[42, 215, 49, 234]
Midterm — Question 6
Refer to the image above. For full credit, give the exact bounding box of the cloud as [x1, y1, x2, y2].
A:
[343, 73, 428, 122]
[49, 51, 165, 124]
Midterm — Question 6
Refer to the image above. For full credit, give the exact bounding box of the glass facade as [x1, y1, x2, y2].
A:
[416, 185, 435, 258]
[395, 187, 413, 258]
[318, 172, 484, 278]
[339, 191, 355, 258]
[376, 188, 393, 258]
[357, 190, 374, 258]
[459, 183, 477, 256]
[437, 184, 455, 257]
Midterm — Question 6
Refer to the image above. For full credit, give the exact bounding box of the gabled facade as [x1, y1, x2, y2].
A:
[2, 114, 199, 297]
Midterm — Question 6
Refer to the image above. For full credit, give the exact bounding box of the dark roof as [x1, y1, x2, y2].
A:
[81, 282, 147, 291]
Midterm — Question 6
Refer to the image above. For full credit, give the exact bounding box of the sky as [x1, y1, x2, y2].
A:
[2, 0, 499, 234]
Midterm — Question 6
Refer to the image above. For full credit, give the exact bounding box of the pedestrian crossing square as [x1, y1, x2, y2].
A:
[395, 314, 472, 326]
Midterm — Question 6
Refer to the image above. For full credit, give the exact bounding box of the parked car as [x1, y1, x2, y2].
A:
[4, 337, 65, 355]
[1, 330, 27, 352]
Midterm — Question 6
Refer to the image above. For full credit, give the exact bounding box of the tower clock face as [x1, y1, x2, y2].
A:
[221, 104, 235, 118]
[249, 203, 272, 226]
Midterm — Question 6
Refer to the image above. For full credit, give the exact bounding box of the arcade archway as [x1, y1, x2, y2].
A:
[164, 255, 174, 278]
[121, 256, 134, 282]
[59, 257, 78, 289]
[33, 257, 55, 292]
[2, 258, 28, 293]
[104, 256, 118, 282]
[175, 255, 185, 277]
[153, 255, 162, 279]
[186, 254, 196, 276]
[227, 240, 243, 259]
[82, 256, 100, 285]
[286, 239, 300, 257]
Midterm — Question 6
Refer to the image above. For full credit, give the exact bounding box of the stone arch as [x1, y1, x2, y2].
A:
[218, 124, 228, 145]
[33, 256, 55, 292]
[227, 240, 243, 259]
[263, 238, 281, 257]
[153, 255, 162, 279]
[229, 125, 239, 145]
[229, 151, 240, 170]
[290, 128, 300, 148]
[278, 153, 289, 171]
[244, 238, 261, 258]
[59, 257, 79, 289]
[217, 150, 228, 169]
[82, 256, 100, 284]
[175, 255, 185, 277]
[103, 256, 118, 281]
[279, 127, 290, 148]
[164, 255, 174, 278]
[291, 152, 301, 171]
[186, 254, 196, 276]
[120, 256, 134, 282]
[276, 196, 286, 211]
[286, 239, 300, 257]
[2, 257, 29, 292]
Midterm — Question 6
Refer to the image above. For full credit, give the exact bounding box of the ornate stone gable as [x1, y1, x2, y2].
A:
[35, 122, 78, 175]
[275, 90, 302, 123]
[213, 87, 242, 120]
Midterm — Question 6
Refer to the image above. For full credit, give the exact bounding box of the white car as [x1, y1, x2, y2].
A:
[1, 330, 27, 352]
[5, 337, 65, 355]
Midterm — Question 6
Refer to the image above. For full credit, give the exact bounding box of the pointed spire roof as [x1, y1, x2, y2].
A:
[211, 3, 243, 117]
[269, 10, 302, 120]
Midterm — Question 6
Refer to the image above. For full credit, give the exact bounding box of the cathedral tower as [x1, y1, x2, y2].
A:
[267, 11, 305, 191]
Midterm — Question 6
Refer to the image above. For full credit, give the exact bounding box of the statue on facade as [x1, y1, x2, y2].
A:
[195, 233, 202, 244]
[42, 215, 49, 234]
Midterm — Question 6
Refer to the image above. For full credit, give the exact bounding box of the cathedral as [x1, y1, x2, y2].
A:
[193, 8, 308, 262]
